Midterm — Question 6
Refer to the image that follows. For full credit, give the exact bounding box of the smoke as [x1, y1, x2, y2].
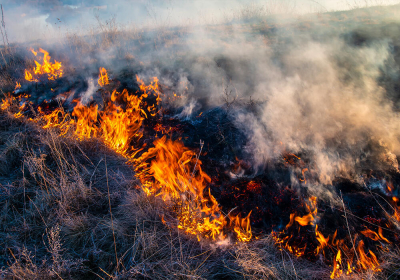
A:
[242, 38, 400, 183]
[80, 78, 96, 105]
[128, 4, 400, 188]
[3, 0, 400, 43]
[4, 1, 400, 192]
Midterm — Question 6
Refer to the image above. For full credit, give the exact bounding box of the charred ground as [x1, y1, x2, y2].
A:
[1, 3, 400, 280]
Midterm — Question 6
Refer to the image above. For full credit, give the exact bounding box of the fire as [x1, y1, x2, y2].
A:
[315, 225, 329, 255]
[32, 90, 146, 157]
[4, 49, 400, 275]
[273, 231, 307, 257]
[40, 107, 71, 135]
[134, 136, 227, 241]
[273, 195, 391, 278]
[24, 48, 63, 82]
[273, 196, 318, 257]
[98, 67, 109, 86]
[330, 250, 342, 279]
[357, 240, 380, 270]
[136, 75, 161, 116]
[392, 196, 400, 223]
[2, 71, 252, 243]
[0, 94, 12, 111]
[230, 211, 252, 242]
[4, 56, 260, 247]
[246, 181, 262, 194]
[361, 227, 390, 243]
[133, 135, 253, 242]
[28, 82, 149, 157]
[30, 48, 37, 56]
[3, 43, 400, 280]
[0, 93, 31, 118]
[25, 69, 35, 82]
[70, 102, 99, 139]
[101, 89, 144, 154]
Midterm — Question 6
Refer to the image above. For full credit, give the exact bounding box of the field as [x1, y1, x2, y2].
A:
[1, 3, 400, 279]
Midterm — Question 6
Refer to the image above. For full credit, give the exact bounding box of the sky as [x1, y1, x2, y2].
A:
[1, 0, 399, 43]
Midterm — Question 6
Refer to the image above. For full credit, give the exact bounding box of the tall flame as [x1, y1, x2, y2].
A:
[25, 48, 63, 82]
[98, 67, 109, 87]
[134, 136, 227, 241]
[101, 89, 144, 154]
[2, 64, 253, 244]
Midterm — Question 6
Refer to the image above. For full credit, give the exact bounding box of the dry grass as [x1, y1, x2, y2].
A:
[1, 5, 400, 278]
[0, 97, 398, 279]
[0, 111, 285, 279]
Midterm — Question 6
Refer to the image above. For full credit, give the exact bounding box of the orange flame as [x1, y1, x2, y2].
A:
[3, 72, 251, 243]
[70, 102, 99, 139]
[361, 227, 390, 243]
[330, 250, 343, 279]
[0, 94, 13, 111]
[357, 240, 380, 271]
[98, 67, 109, 86]
[230, 211, 252, 242]
[30, 47, 37, 56]
[134, 136, 227, 241]
[274, 195, 390, 278]
[25, 48, 63, 82]
[25, 69, 36, 82]
[315, 225, 329, 255]
[392, 197, 400, 222]
[101, 89, 144, 154]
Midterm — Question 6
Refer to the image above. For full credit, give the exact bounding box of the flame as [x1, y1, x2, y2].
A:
[4, 51, 399, 277]
[230, 211, 252, 242]
[315, 225, 329, 255]
[357, 240, 380, 271]
[98, 67, 109, 86]
[40, 107, 71, 135]
[0, 94, 13, 111]
[137, 75, 161, 108]
[392, 197, 400, 222]
[15, 82, 21, 91]
[30, 47, 37, 56]
[70, 102, 99, 139]
[25, 48, 63, 82]
[294, 196, 318, 226]
[3, 71, 252, 243]
[274, 195, 389, 278]
[295, 213, 315, 226]
[330, 250, 343, 279]
[101, 89, 144, 155]
[25, 70, 36, 82]
[274, 196, 318, 257]
[361, 227, 390, 243]
[134, 136, 227, 241]
[273, 231, 307, 257]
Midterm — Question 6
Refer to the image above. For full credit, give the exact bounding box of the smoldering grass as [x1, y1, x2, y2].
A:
[0, 103, 335, 280]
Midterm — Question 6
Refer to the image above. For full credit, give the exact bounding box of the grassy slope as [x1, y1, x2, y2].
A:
[0, 110, 334, 280]
[1, 4, 400, 280]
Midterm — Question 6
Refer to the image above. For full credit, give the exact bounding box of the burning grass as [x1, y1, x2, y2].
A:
[2, 5, 400, 279]
[0, 55, 399, 280]
[0, 106, 338, 280]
